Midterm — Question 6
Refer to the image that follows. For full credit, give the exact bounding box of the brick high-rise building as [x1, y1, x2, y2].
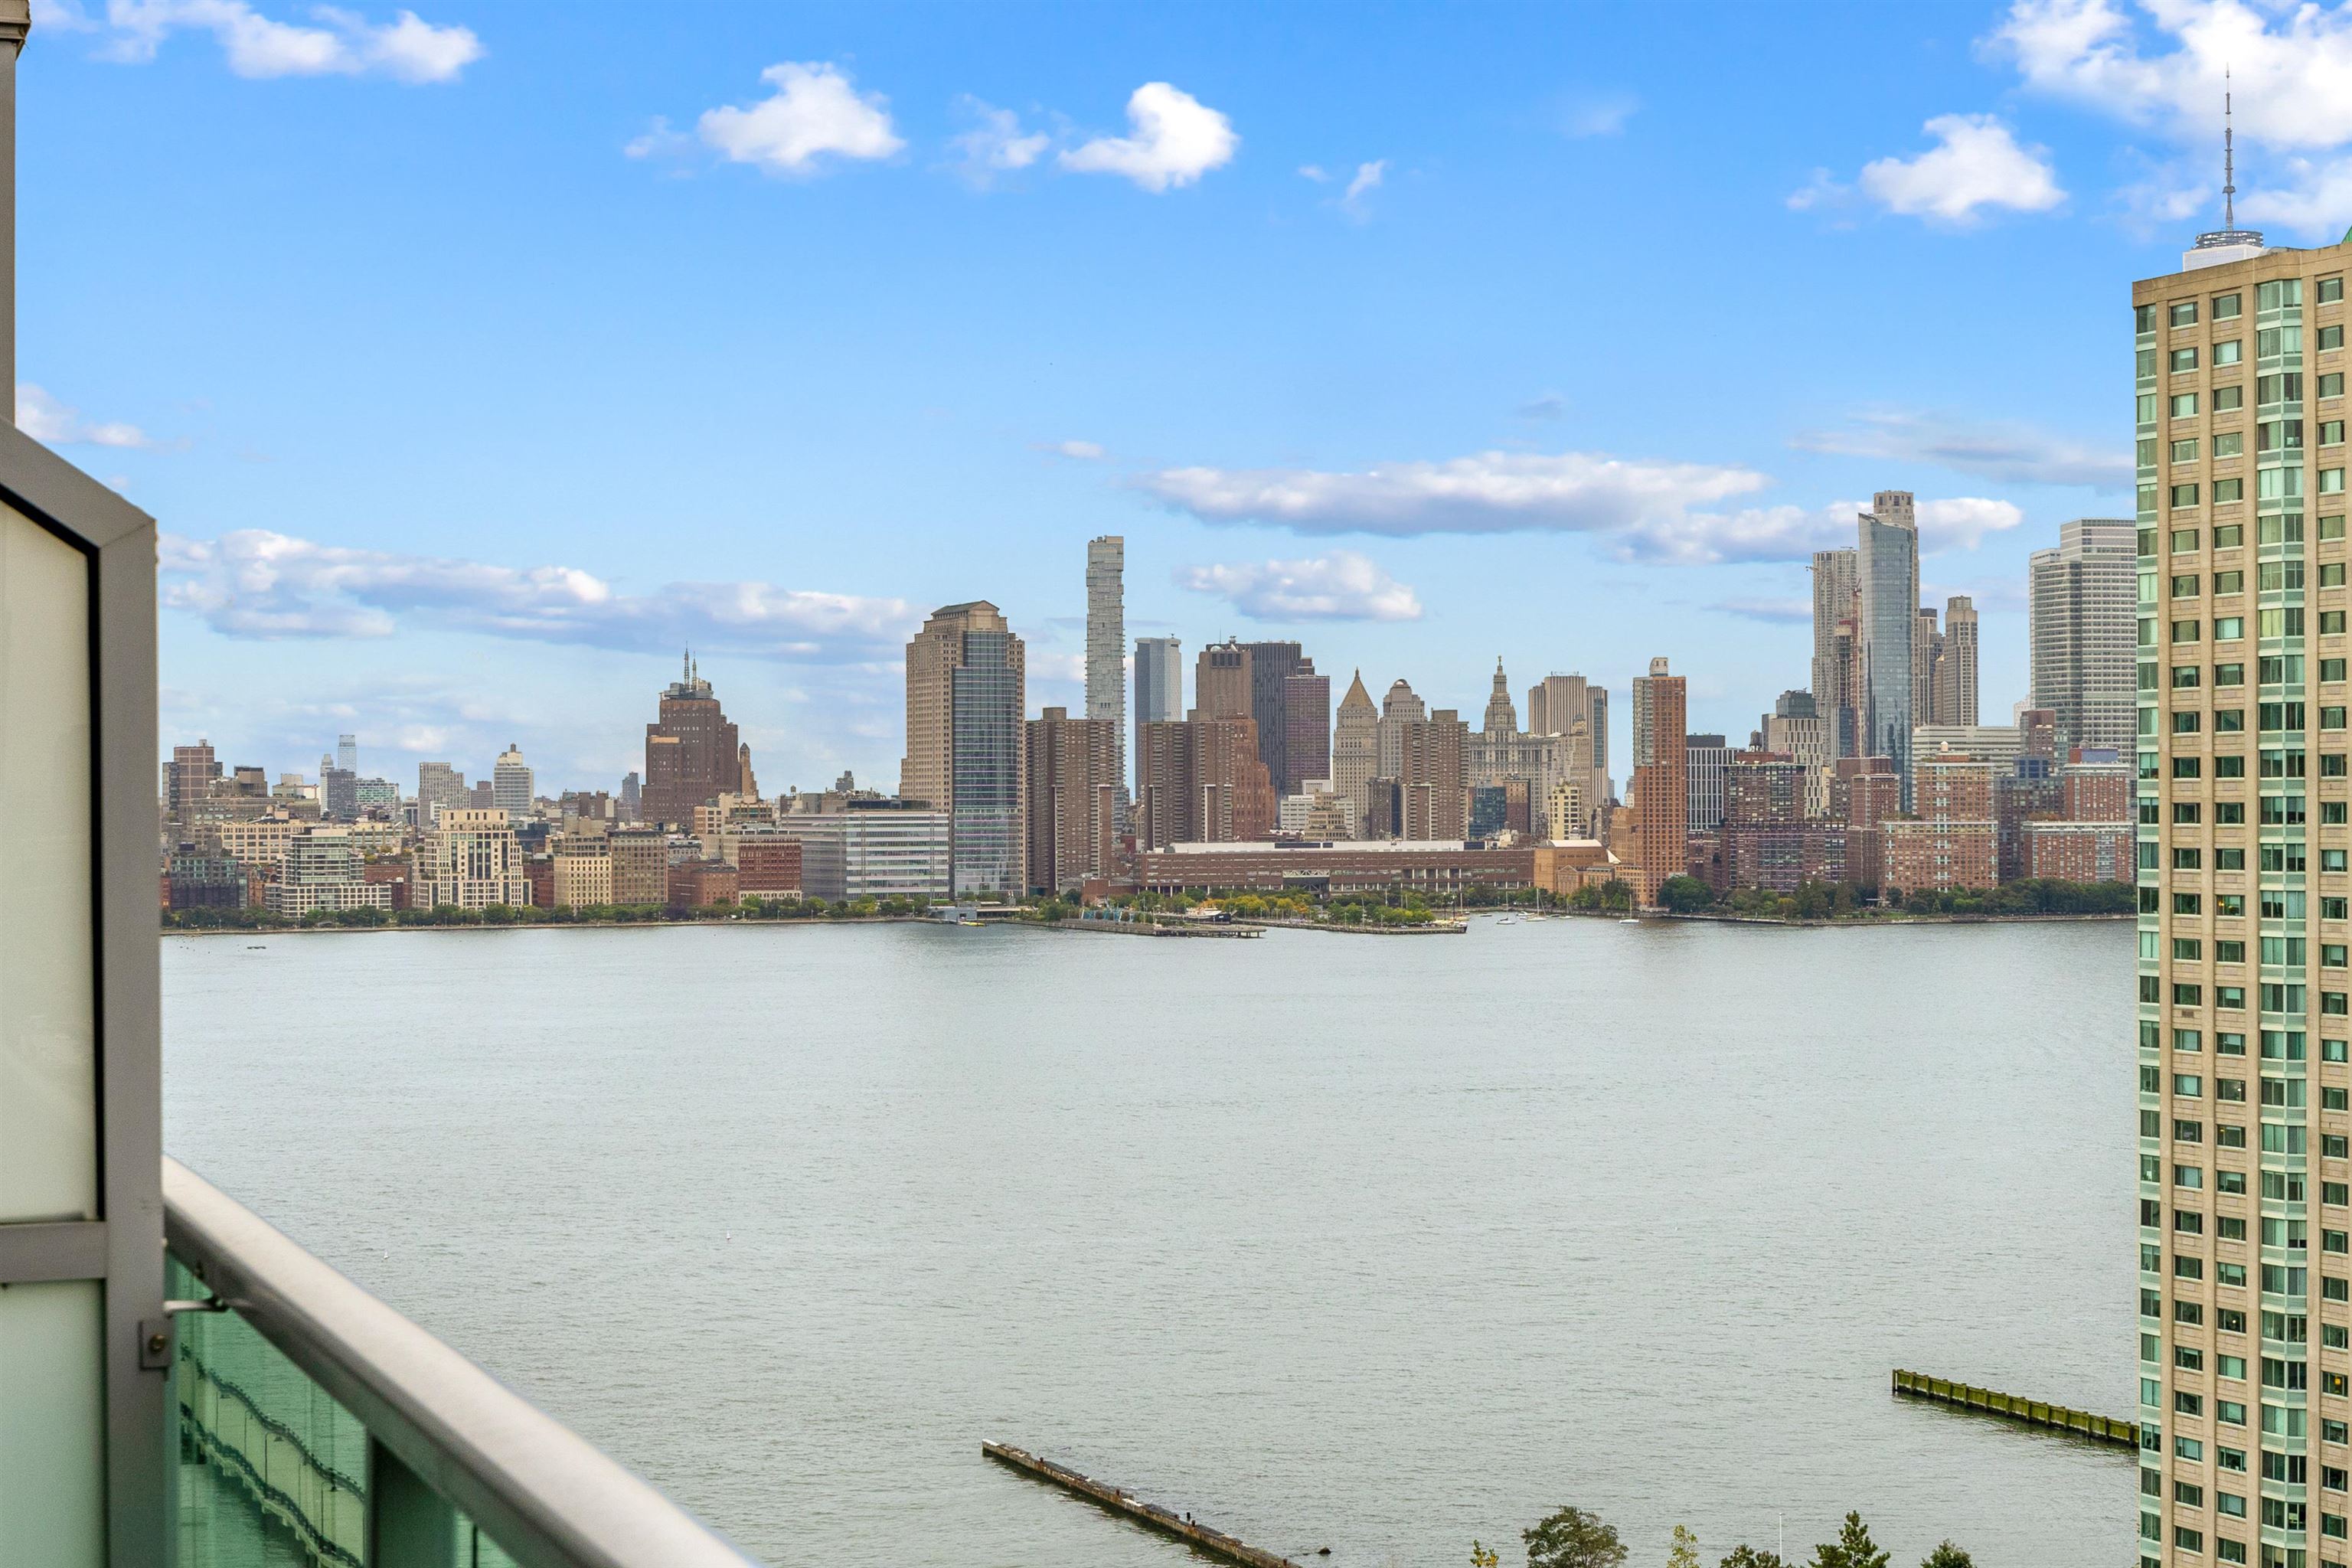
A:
[1935, 595, 1981, 727]
[1024, 707, 1118, 894]
[1135, 714, 1276, 849]
[1837, 755, 1900, 891]
[606, 826, 669, 906]
[1880, 753, 1998, 896]
[1390, 707, 1468, 841]
[1721, 750, 1844, 891]
[1195, 640, 1253, 723]
[1085, 536, 1126, 802]
[1627, 656, 1687, 903]
[1132, 635, 1183, 800]
[1240, 640, 1315, 793]
[643, 653, 742, 830]
[166, 740, 219, 837]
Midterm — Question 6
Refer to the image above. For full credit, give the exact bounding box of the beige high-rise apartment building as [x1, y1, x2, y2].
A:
[902, 600, 1027, 894]
[2139, 220, 2352, 1568]
[1195, 639, 1253, 721]
[1024, 706, 1117, 893]
[1331, 671, 1378, 834]
[413, 807, 530, 910]
[2033, 517, 2141, 753]
[1913, 605, 1941, 733]
[1936, 595, 1981, 726]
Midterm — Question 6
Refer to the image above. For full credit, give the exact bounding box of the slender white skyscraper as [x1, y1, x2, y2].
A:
[336, 733, 358, 775]
[1132, 635, 1181, 798]
[1085, 537, 1125, 800]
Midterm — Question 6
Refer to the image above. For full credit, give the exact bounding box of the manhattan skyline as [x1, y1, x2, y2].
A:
[34, 1, 2334, 789]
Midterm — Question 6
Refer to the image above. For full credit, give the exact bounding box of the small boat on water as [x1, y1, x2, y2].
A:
[1495, 915, 1520, 926]
[959, 919, 985, 927]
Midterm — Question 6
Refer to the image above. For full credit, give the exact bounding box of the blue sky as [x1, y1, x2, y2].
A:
[28, 0, 2344, 794]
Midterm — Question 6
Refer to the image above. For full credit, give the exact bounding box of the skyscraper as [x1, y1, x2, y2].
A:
[1135, 714, 1276, 848]
[2137, 218, 2344, 1568]
[643, 653, 742, 829]
[416, 762, 467, 828]
[1085, 537, 1125, 802]
[903, 602, 1026, 895]
[492, 742, 534, 818]
[1685, 733, 1731, 835]
[1132, 636, 1183, 799]
[335, 733, 357, 776]
[1482, 658, 1517, 734]
[1331, 671, 1378, 835]
[1282, 667, 1332, 797]
[1935, 595, 1980, 727]
[1811, 547, 1859, 752]
[1628, 656, 1687, 902]
[1240, 640, 1319, 794]
[2030, 518, 2139, 754]
[1857, 490, 1922, 808]
[1588, 687, 1612, 806]
[1024, 707, 1116, 894]
[1913, 605, 1941, 729]
[1195, 639, 1252, 722]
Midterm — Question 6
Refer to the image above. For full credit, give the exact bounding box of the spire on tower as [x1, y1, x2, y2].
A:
[2225, 63, 2236, 230]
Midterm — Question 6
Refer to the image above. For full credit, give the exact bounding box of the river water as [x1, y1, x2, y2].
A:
[162, 916, 2135, 1566]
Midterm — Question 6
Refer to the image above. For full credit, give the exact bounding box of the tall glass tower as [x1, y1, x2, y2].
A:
[1857, 492, 1920, 809]
[1085, 536, 1125, 804]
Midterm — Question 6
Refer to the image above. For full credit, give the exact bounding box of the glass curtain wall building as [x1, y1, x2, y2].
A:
[951, 626, 1026, 896]
[1857, 494, 1921, 810]
[2140, 228, 2352, 1568]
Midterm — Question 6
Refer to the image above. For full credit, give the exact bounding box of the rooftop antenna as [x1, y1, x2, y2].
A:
[2225, 64, 2236, 230]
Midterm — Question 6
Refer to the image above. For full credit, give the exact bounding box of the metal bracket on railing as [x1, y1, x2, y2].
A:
[142, 1298, 233, 1370]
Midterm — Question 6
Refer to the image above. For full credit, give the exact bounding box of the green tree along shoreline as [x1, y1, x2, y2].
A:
[1521, 1503, 1970, 1568]
[161, 876, 2132, 933]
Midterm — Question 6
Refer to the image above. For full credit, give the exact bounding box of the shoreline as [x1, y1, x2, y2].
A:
[162, 907, 2132, 937]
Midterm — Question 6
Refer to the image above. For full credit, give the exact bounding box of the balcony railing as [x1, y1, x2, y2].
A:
[163, 1157, 761, 1568]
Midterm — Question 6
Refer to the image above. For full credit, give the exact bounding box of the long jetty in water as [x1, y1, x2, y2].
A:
[1891, 1368, 2137, 1448]
[982, 1441, 1305, 1568]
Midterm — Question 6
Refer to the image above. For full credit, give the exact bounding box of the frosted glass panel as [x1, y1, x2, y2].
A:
[0, 1280, 106, 1566]
[0, 505, 96, 1222]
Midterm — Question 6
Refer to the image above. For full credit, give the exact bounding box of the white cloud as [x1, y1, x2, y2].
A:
[1339, 159, 1385, 218]
[1135, 448, 1772, 538]
[1710, 596, 1813, 624]
[1785, 168, 1852, 213]
[1137, 442, 2021, 567]
[1990, 0, 2352, 237]
[623, 115, 693, 162]
[1060, 82, 1237, 192]
[1179, 550, 1423, 622]
[698, 61, 903, 176]
[1854, 114, 2066, 222]
[18, 383, 155, 448]
[1792, 409, 2128, 487]
[98, 0, 482, 81]
[1298, 164, 1330, 183]
[1555, 88, 1638, 139]
[1040, 439, 1106, 460]
[159, 530, 916, 660]
[949, 96, 1050, 186]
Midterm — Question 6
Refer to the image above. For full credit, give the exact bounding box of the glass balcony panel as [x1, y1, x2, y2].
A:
[0, 1280, 106, 1566]
[0, 504, 96, 1222]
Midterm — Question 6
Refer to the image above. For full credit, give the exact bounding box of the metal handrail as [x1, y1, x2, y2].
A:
[162, 1157, 763, 1568]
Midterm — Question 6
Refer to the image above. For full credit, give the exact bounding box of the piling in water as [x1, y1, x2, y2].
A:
[1890, 1368, 2137, 1447]
[982, 1441, 1303, 1568]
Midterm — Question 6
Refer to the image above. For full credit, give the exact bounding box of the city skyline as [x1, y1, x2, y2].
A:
[49, 2, 2322, 792]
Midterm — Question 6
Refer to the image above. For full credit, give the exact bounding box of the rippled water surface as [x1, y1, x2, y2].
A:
[163, 916, 2134, 1567]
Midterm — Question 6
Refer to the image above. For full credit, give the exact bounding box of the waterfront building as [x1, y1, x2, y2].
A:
[166, 846, 250, 910]
[416, 760, 468, 827]
[1547, 776, 1589, 841]
[1859, 489, 1922, 807]
[205, 812, 303, 870]
[1331, 671, 1379, 835]
[1529, 676, 1611, 808]
[2135, 221, 2352, 1568]
[1387, 706, 1468, 841]
[1086, 536, 1126, 802]
[413, 807, 531, 910]
[607, 825, 669, 905]
[1722, 750, 1846, 892]
[1687, 733, 1731, 835]
[1837, 755, 1902, 891]
[776, 799, 952, 902]
[1024, 706, 1118, 894]
[1137, 838, 1537, 896]
[1994, 760, 2066, 882]
[903, 601, 1027, 896]
[1936, 596, 1981, 726]
[2062, 754, 2134, 821]
[1279, 661, 1332, 798]
[1880, 753, 1999, 896]
[734, 831, 803, 897]
[644, 653, 743, 830]
[266, 827, 392, 917]
[1626, 656, 1688, 903]
[2020, 820, 2135, 882]
[1135, 714, 1278, 849]
[1132, 635, 1183, 799]
[492, 742, 533, 819]
[2030, 517, 2139, 754]
[665, 859, 738, 910]
[1297, 782, 1357, 841]
[550, 838, 614, 909]
[1812, 547, 1860, 756]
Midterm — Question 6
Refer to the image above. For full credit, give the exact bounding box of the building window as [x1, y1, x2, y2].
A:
[2216, 384, 2246, 412]
[2324, 279, 2346, 305]
[2219, 291, 2246, 318]
[2175, 573, 2202, 596]
[2218, 339, 2246, 367]
[2174, 482, 2203, 506]
[2175, 301, 2202, 327]
[2328, 422, 2347, 446]
[2178, 619, 2205, 642]
[2175, 346, 2202, 371]
[2216, 478, 2246, 501]
[2217, 662, 2246, 684]
[2175, 756, 2204, 778]
[2216, 616, 2244, 639]
[2175, 392, 2202, 417]
[2216, 522, 2246, 545]
[2216, 430, 2246, 457]
[2216, 569, 2245, 593]
[2327, 325, 2347, 351]
[2175, 437, 2203, 462]
[2328, 469, 2349, 495]
[2177, 664, 2204, 688]
[2326, 372, 2346, 399]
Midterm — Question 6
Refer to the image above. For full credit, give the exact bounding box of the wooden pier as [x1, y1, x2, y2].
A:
[1890, 1369, 2138, 1448]
[982, 1442, 1305, 1568]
